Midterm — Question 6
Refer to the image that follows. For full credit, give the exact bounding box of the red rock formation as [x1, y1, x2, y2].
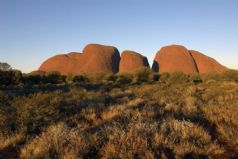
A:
[119, 50, 149, 72]
[39, 54, 72, 75]
[39, 44, 120, 75]
[190, 50, 227, 73]
[152, 45, 198, 74]
[39, 43, 228, 75]
[67, 52, 84, 75]
[80, 44, 120, 73]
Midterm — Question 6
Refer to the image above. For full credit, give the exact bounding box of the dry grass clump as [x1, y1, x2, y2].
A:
[101, 98, 144, 121]
[100, 127, 154, 159]
[20, 122, 87, 159]
[201, 102, 238, 149]
[12, 92, 61, 134]
[154, 119, 223, 157]
[0, 133, 25, 159]
[99, 116, 158, 159]
[0, 133, 25, 151]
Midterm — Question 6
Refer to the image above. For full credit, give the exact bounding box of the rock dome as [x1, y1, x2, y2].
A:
[119, 50, 149, 72]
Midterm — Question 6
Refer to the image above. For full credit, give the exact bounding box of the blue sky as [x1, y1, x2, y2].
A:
[0, 0, 237, 72]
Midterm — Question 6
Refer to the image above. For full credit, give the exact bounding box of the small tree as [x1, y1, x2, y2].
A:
[0, 62, 11, 71]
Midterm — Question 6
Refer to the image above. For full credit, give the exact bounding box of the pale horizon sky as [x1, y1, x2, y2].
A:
[0, 0, 237, 73]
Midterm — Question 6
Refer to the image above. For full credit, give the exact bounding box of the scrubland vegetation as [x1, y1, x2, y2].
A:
[0, 68, 238, 158]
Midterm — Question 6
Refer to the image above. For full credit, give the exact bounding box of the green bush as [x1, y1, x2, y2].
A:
[0, 93, 16, 135]
[22, 75, 43, 85]
[103, 73, 117, 83]
[88, 73, 117, 84]
[23, 72, 67, 85]
[14, 93, 60, 134]
[116, 73, 133, 85]
[42, 71, 66, 84]
[132, 68, 154, 84]
[158, 72, 190, 84]
[0, 70, 23, 86]
[86, 72, 108, 83]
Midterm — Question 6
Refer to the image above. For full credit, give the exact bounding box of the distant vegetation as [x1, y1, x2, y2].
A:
[0, 62, 12, 71]
[0, 68, 238, 158]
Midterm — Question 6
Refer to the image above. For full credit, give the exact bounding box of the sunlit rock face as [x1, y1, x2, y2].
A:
[152, 45, 227, 74]
[80, 44, 120, 73]
[152, 45, 198, 74]
[39, 44, 120, 75]
[119, 50, 150, 73]
[190, 50, 227, 74]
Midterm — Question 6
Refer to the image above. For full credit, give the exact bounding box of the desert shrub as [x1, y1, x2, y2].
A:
[154, 119, 221, 157]
[0, 70, 23, 86]
[0, 62, 11, 71]
[86, 72, 108, 83]
[72, 74, 89, 83]
[222, 70, 238, 82]
[158, 85, 198, 120]
[13, 92, 61, 134]
[0, 106, 16, 135]
[199, 81, 238, 105]
[175, 86, 199, 117]
[158, 72, 170, 83]
[65, 73, 74, 84]
[57, 91, 93, 117]
[189, 73, 203, 84]
[167, 72, 190, 84]
[85, 73, 117, 84]
[100, 128, 154, 158]
[42, 71, 66, 84]
[132, 68, 154, 84]
[0, 93, 16, 135]
[1, 69, 238, 158]
[99, 119, 156, 159]
[0, 93, 22, 135]
[20, 123, 88, 159]
[22, 75, 43, 85]
[116, 73, 133, 85]
[201, 102, 238, 147]
[0, 133, 26, 159]
[201, 72, 223, 83]
[103, 73, 117, 83]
